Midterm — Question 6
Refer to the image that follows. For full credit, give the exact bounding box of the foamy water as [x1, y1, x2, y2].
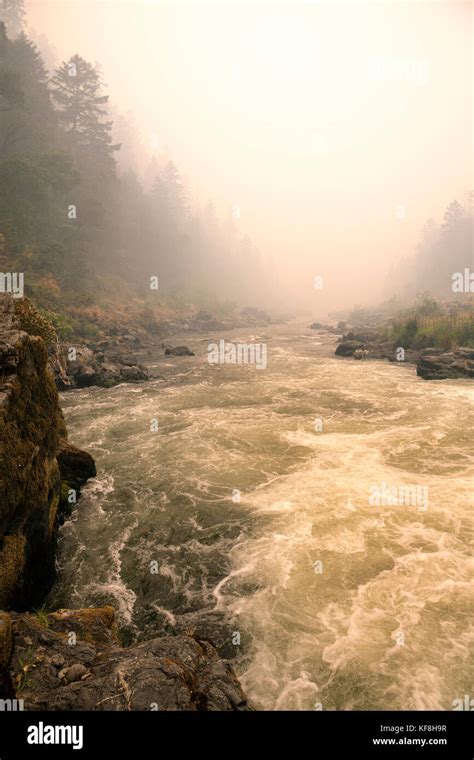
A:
[50, 322, 474, 710]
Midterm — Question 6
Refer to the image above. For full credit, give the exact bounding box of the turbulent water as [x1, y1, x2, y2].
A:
[49, 322, 474, 711]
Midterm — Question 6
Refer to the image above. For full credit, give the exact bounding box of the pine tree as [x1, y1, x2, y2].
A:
[163, 160, 188, 219]
[442, 200, 464, 230]
[50, 54, 119, 165]
[0, 0, 26, 38]
[0, 27, 55, 156]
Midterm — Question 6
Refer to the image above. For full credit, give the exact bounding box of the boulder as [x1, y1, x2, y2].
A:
[335, 340, 363, 356]
[58, 344, 149, 390]
[8, 608, 249, 711]
[416, 349, 474, 380]
[119, 365, 148, 382]
[164, 346, 195, 356]
[57, 441, 97, 495]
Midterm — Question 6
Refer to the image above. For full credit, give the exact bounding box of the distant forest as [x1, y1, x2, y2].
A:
[0, 0, 471, 338]
[386, 196, 473, 301]
[0, 2, 270, 336]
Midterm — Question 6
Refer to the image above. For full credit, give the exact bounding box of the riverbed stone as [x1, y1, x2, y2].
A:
[164, 345, 195, 356]
[7, 608, 249, 711]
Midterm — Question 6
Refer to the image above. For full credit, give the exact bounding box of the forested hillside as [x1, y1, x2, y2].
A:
[386, 197, 473, 300]
[0, 4, 269, 339]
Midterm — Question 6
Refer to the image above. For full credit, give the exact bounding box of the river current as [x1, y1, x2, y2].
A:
[49, 322, 474, 710]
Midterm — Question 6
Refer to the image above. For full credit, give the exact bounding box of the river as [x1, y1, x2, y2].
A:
[49, 321, 474, 711]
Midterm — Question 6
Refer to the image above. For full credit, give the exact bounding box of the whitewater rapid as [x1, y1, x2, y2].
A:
[50, 322, 474, 710]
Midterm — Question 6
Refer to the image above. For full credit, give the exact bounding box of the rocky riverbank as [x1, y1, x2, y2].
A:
[416, 347, 474, 380]
[0, 295, 95, 610]
[51, 306, 273, 390]
[333, 330, 474, 380]
[0, 294, 249, 710]
[0, 607, 248, 710]
[56, 339, 150, 390]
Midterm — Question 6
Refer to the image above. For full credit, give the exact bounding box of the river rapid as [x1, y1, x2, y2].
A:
[49, 321, 474, 711]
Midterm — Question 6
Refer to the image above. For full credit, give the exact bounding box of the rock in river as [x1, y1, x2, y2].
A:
[164, 345, 195, 356]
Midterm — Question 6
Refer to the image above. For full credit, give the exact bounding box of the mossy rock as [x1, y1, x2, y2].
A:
[14, 298, 57, 348]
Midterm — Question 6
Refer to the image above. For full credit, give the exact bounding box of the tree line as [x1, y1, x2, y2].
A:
[386, 197, 473, 300]
[0, 3, 269, 335]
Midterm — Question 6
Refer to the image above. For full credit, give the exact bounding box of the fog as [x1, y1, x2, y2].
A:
[26, 0, 472, 315]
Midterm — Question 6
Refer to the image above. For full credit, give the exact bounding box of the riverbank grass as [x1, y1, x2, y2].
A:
[388, 311, 474, 350]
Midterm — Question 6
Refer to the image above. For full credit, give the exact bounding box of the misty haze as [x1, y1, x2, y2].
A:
[0, 0, 472, 726]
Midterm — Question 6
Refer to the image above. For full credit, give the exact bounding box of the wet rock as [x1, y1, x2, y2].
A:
[58, 663, 88, 684]
[456, 347, 474, 360]
[0, 297, 62, 609]
[309, 322, 341, 334]
[335, 340, 363, 356]
[120, 365, 148, 382]
[58, 341, 150, 390]
[0, 297, 97, 610]
[114, 354, 139, 367]
[8, 608, 249, 711]
[335, 322, 474, 380]
[67, 348, 98, 387]
[100, 362, 121, 382]
[416, 348, 474, 380]
[164, 345, 195, 356]
[57, 441, 96, 496]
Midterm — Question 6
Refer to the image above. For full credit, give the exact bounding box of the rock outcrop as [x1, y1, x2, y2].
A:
[416, 347, 474, 380]
[334, 331, 399, 361]
[56, 344, 149, 390]
[57, 441, 96, 517]
[0, 295, 95, 610]
[335, 339, 364, 357]
[164, 345, 195, 356]
[0, 610, 14, 697]
[334, 328, 474, 380]
[0, 294, 249, 711]
[309, 322, 343, 334]
[2, 607, 248, 711]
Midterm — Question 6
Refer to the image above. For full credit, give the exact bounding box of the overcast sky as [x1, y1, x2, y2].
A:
[27, 1, 473, 312]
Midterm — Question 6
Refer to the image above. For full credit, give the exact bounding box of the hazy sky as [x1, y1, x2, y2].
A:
[27, 1, 472, 313]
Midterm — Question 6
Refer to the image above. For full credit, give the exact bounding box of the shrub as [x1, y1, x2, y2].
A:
[14, 298, 58, 347]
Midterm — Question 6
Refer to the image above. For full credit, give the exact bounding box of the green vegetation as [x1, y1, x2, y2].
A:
[15, 297, 58, 347]
[34, 606, 51, 629]
[387, 295, 474, 350]
[0, 9, 268, 338]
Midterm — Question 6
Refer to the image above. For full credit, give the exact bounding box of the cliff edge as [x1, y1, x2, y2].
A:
[0, 295, 95, 610]
[0, 295, 249, 711]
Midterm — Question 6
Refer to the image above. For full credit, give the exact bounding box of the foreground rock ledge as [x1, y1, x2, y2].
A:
[0, 295, 96, 610]
[1, 607, 249, 711]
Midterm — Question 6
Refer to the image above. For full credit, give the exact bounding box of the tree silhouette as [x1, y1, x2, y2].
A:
[0, 0, 26, 38]
[50, 54, 119, 164]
